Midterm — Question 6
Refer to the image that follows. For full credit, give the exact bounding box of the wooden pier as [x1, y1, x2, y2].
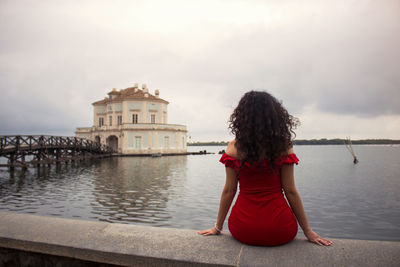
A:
[0, 135, 113, 171]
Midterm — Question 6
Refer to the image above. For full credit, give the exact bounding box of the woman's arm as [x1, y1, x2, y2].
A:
[281, 161, 332, 246]
[198, 141, 239, 235]
[198, 166, 238, 235]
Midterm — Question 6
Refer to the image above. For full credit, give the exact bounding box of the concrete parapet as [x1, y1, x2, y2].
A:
[0, 212, 399, 266]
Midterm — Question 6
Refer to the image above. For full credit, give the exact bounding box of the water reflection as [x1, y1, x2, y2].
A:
[0, 156, 188, 225]
[90, 156, 187, 225]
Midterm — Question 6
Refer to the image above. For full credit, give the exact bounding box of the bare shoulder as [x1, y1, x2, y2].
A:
[225, 140, 241, 159]
[281, 146, 294, 156]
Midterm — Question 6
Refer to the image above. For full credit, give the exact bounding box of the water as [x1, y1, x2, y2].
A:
[0, 145, 399, 241]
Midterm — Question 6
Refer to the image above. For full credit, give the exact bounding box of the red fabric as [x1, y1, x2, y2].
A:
[219, 153, 299, 246]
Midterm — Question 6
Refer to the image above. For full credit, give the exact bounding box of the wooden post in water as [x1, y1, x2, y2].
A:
[21, 152, 27, 171]
[344, 137, 359, 164]
[9, 153, 15, 172]
[56, 148, 61, 167]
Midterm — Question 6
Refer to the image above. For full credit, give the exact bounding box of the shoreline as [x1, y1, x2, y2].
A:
[188, 139, 400, 146]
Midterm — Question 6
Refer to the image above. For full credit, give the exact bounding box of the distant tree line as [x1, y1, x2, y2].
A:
[188, 139, 400, 146]
[293, 139, 400, 145]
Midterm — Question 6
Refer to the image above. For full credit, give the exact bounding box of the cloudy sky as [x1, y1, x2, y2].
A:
[0, 0, 399, 141]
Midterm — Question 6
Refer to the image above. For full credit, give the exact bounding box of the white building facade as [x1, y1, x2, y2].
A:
[75, 84, 187, 154]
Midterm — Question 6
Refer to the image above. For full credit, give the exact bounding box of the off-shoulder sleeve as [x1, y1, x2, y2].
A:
[219, 153, 240, 171]
[279, 153, 299, 165]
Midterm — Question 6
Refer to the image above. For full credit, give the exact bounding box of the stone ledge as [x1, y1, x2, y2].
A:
[0, 212, 399, 266]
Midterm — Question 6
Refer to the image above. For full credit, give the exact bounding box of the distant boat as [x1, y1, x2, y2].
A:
[151, 153, 162, 157]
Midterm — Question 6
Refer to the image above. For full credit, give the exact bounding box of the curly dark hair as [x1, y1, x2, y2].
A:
[229, 91, 299, 168]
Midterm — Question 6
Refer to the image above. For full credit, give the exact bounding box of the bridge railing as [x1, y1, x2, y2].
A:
[0, 135, 114, 155]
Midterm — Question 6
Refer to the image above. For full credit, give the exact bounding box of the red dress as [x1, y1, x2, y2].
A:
[220, 153, 299, 246]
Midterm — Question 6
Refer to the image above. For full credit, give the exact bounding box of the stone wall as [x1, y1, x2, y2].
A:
[0, 247, 118, 267]
[0, 212, 399, 266]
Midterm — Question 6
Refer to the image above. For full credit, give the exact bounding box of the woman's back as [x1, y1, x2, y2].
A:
[220, 150, 299, 246]
[223, 140, 296, 195]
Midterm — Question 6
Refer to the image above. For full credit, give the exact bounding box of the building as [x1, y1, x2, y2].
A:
[75, 83, 187, 154]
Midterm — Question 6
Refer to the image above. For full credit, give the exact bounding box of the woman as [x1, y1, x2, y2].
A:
[198, 91, 332, 246]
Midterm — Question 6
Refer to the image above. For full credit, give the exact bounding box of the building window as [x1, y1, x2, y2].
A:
[99, 117, 104, 127]
[164, 136, 169, 148]
[117, 115, 122, 125]
[132, 114, 138, 124]
[135, 136, 141, 149]
[109, 116, 112, 126]
[151, 114, 156, 124]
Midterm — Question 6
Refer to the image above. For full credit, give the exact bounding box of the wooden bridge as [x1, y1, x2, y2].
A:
[0, 135, 113, 170]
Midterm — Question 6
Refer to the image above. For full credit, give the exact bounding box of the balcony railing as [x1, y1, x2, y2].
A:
[84, 123, 187, 132]
[122, 123, 187, 131]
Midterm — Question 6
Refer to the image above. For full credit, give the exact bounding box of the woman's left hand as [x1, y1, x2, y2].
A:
[197, 227, 220, 236]
[304, 229, 333, 246]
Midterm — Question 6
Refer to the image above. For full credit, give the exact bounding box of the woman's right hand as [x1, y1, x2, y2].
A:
[197, 226, 220, 236]
[304, 229, 332, 246]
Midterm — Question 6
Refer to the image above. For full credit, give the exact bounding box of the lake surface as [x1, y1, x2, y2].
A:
[0, 145, 399, 241]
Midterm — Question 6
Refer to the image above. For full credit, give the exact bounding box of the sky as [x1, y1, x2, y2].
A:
[0, 0, 399, 142]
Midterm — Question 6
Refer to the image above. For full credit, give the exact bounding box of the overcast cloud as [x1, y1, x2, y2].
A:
[0, 0, 399, 141]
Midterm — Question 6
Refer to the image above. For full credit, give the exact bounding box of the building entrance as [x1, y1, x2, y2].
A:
[106, 135, 118, 152]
